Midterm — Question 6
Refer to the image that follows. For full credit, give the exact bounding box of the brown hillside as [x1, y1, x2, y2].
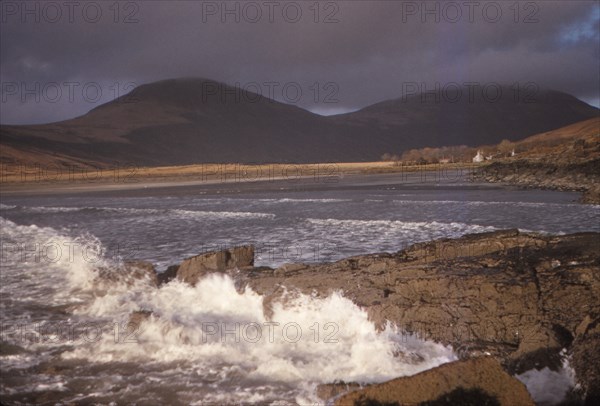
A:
[1, 78, 597, 167]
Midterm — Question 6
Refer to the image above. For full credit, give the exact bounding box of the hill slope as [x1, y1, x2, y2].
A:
[338, 87, 598, 148]
[472, 117, 600, 203]
[1, 78, 597, 166]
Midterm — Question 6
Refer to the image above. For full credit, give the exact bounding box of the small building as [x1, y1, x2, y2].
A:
[472, 150, 484, 163]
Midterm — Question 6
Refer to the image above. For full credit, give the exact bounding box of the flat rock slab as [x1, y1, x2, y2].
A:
[176, 245, 254, 286]
[335, 357, 534, 406]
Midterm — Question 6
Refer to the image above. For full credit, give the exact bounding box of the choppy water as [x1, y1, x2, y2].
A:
[0, 184, 597, 404]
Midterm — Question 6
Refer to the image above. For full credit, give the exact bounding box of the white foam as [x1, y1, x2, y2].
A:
[306, 218, 496, 235]
[516, 354, 576, 405]
[277, 198, 352, 203]
[16, 205, 276, 219]
[24, 206, 83, 213]
[210, 198, 351, 204]
[386, 199, 598, 209]
[0, 217, 456, 402]
[172, 209, 275, 219]
[0, 217, 101, 305]
[62, 272, 455, 401]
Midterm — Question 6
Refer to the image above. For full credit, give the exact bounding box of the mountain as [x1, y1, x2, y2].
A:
[335, 87, 598, 149]
[1, 78, 597, 167]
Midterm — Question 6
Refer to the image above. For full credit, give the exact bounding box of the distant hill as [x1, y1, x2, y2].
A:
[471, 117, 600, 204]
[1, 78, 597, 167]
[338, 87, 598, 151]
[392, 117, 599, 164]
[510, 117, 599, 162]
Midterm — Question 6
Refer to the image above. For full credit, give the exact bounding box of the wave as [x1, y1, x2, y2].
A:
[64, 273, 456, 403]
[306, 218, 496, 233]
[171, 209, 275, 219]
[12, 205, 276, 219]
[1, 215, 576, 403]
[1, 216, 457, 402]
[0, 217, 104, 305]
[386, 199, 596, 209]
[301, 218, 498, 256]
[24, 206, 83, 213]
[276, 198, 353, 203]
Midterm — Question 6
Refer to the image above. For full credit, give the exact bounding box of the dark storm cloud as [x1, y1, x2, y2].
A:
[1, 0, 598, 124]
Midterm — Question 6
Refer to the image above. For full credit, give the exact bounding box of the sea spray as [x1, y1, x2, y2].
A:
[66, 273, 457, 399]
[1, 216, 457, 402]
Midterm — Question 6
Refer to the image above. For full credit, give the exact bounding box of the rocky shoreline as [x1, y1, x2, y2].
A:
[473, 158, 600, 205]
[117, 230, 599, 405]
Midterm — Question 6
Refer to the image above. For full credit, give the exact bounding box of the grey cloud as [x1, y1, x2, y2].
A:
[1, 0, 598, 124]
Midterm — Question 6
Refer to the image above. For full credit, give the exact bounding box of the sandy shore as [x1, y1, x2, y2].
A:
[0, 162, 487, 196]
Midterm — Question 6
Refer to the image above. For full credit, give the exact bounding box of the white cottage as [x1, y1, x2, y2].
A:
[472, 150, 484, 163]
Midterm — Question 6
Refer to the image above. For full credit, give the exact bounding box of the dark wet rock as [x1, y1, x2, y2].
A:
[96, 260, 158, 287]
[507, 346, 564, 375]
[571, 315, 600, 403]
[157, 264, 179, 286]
[176, 245, 254, 286]
[234, 230, 599, 400]
[334, 357, 534, 406]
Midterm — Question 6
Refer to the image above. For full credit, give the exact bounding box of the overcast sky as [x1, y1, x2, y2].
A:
[1, 0, 598, 124]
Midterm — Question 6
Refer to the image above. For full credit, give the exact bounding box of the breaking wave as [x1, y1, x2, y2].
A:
[1, 217, 456, 403]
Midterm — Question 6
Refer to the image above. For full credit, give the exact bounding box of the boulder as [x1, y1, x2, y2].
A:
[334, 357, 534, 406]
[96, 260, 158, 287]
[123, 260, 158, 287]
[176, 245, 254, 286]
[157, 264, 179, 286]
